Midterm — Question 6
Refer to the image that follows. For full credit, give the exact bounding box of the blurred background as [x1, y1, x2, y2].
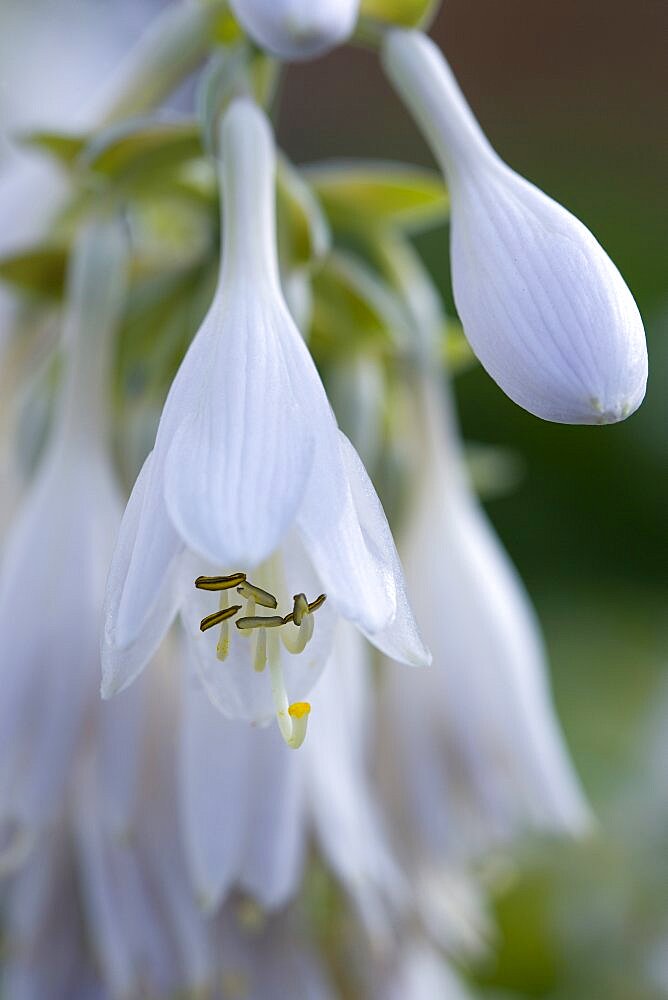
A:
[282, 2, 668, 997]
[1, 1, 667, 997]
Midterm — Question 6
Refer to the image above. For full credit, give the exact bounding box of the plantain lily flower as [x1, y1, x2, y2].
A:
[101, 97, 429, 748]
[379, 372, 592, 858]
[382, 30, 648, 425]
[230, 0, 359, 61]
[181, 623, 404, 933]
[0, 219, 127, 864]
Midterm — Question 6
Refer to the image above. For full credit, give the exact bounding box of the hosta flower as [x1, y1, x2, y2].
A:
[230, 0, 359, 61]
[181, 622, 404, 934]
[0, 218, 126, 863]
[379, 371, 592, 858]
[102, 97, 429, 747]
[382, 30, 648, 425]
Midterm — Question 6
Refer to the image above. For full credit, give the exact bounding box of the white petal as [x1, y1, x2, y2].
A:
[230, 0, 359, 60]
[382, 377, 591, 854]
[382, 30, 648, 424]
[162, 295, 315, 567]
[305, 625, 405, 937]
[161, 100, 320, 568]
[101, 450, 186, 698]
[180, 656, 306, 911]
[337, 433, 430, 666]
[179, 666, 256, 910]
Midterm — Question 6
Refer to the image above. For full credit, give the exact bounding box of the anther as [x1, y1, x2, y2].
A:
[236, 615, 285, 630]
[200, 604, 242, 632]
[292, 593, 309, 627]
[308, 594, 327, 613]
[236, 580, 278, 609]
[195, 572, 246, 591]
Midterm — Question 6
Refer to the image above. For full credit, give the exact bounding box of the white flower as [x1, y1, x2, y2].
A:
[101, 97, 429, 747]
[381, 30, 648, 425]
[181, 622, 404, 935]
[379, 371, 592, 858]
[230, 0, 359, 60]
[0, 218, 126, 865]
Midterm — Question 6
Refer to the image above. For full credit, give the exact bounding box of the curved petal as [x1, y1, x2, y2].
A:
[180, 654, 306, 912]
[179, 665, 255, 911]
[382, 30, 647, 425]
[162, 294, 315, 568]
[230, 0, 358, 60]
[101, 451, 186, 699]
[302, 432, 430, 666]
[305, 625, 406, 938]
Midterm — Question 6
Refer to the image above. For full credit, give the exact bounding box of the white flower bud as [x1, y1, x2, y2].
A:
[230, 0, 359, 60]
[382, 30, 648, 424]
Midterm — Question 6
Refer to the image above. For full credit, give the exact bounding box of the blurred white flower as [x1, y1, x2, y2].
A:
[0, 218, 127, 866]
[181, 622, 404, 935]
[230, 0, 359, 60]
[379, 371, 592, 860]
[382, 29, 648, 425]
[102, 97, 429, 747]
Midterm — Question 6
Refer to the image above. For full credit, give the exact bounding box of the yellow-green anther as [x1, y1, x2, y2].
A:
[292, 593, 309, 627]
[237, 580, 278, 609]
[195, 572, 246, 591]
[308, 594, 327, 613]
[200, 604, 242, 632]
[236, 615, 285, 630]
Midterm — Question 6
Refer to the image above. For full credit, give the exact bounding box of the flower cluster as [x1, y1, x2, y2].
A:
[0, 0, 647, 996]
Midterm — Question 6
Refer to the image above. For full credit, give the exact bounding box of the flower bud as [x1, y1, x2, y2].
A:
[230, 0, 359, 60]
[382, 30, 648, 424]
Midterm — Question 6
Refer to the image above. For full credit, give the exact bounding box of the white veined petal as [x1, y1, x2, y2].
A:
[179, 665, 255, 911]
[305, 625, 406, 939]
[449, 167, 647, 423]
[382, 30, 648, 425]
[101, 450, 186, 699]
[162, 295, 316, 568]
[230, 0, 359, 60]
[386, 380, 592, 852]
[236, 731, 307, 909]
[337, 433, 430, 666]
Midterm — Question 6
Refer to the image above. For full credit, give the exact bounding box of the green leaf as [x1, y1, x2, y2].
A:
[277, 157, 330, 271]
[0, 245, 68, 298]
[19, 131, 86, 168]
[444, 319, 476, 374]
[310, 250, 409, 358]
[358, 0, 440, 31]
[81, 116, 204, 193]
[304, 161, 448, 233]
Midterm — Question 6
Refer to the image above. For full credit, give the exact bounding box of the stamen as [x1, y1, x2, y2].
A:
[216, 591, 231, 661]
[292, 593, 309, 627]
[237, 580, 278, 609]
[281, 612, 314, 655]
[308, 594, 327, 613]
[195, 572, 246, 591]
[236, 615, 284, 630]
[200, 604, 241, 632]
[254, 628, 267, 672]
[267, 629, 310, 750]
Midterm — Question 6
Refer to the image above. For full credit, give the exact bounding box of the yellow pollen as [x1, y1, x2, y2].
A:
[195, 572, 246, 591]
[200, 604, 242, 632]
[288, 701, 311, 720]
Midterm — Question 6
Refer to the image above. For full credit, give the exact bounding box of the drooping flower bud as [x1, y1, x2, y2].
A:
[382, 30, 648, 425]
[230, 0, 359, 60]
